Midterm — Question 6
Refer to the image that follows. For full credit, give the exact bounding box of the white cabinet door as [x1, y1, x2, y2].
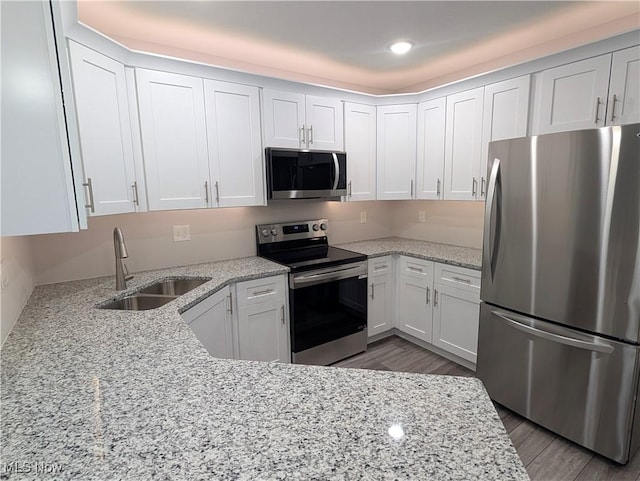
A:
[262, 89, 306, 148]
[376, 104, 417, 200]
[182, 286, 235, 359]
[305, 95, 344, 151]
[1, 1, 83, 236]
[416, 98, 446, 200]
[204, 80, 265, 207]
[344, 103, 376, 201]
[136, 69, 210, 211]
[396, 257, 433, 342]
[480, 75, 530, 199]
[69, 41, 138, 216]
[444, 88, 484, 201]
[535, 55, 612, 134]
[368, 256, 394, 337]
[432, 283, 480, 364]
[607, 46, 640, 126]
[238, 299, 289, 362]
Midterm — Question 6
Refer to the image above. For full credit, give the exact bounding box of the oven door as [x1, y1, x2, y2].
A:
[289, 263, 367, 361]
[266, 148, 347, 199]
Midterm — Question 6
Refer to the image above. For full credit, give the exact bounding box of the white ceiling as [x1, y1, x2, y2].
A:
[78, 1, 640, 94]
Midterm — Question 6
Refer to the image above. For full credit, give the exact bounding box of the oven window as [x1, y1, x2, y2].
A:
[290, 276, 367, 353]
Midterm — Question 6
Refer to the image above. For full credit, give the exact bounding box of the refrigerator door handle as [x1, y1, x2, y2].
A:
[484, 158, 502, 280]
[492, 311, 615, 354]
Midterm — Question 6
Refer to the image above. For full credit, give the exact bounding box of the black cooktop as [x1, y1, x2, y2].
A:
[261, 245, 366, 273]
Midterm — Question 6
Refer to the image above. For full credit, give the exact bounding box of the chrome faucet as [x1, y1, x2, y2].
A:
[113, 227, 134, 290]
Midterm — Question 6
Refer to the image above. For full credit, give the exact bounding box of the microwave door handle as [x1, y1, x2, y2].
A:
[332, 153, 339, 191]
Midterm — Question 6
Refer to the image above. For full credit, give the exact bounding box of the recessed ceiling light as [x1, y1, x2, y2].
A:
[389, 41, 413, 55]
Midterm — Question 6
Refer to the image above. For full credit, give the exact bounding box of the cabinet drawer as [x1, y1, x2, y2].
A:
[400, 256, 434, 279]
[236, 275, 286, 307]
[368, 256, 393, 276]
[435, 263, 481, 292]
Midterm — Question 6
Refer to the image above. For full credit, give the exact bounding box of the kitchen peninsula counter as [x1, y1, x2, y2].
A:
[1, 255, 526, 480]
[338, 237, 482, 270]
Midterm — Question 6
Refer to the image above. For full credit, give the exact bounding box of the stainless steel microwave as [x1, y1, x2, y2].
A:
[265, 148, 347, 200]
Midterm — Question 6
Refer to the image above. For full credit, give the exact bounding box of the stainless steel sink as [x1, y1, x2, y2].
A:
[99, 294, 177, 311]
[137, 277, 211, 296]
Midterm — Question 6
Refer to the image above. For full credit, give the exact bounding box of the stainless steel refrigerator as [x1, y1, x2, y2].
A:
[477, 124, 640, 464]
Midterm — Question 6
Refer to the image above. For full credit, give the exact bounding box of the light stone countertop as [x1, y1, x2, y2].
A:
[0, 253, 527, 480]
[338, 237, 482, 270]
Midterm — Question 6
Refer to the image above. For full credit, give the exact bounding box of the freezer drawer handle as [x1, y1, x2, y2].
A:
[493, 311, 615, 354]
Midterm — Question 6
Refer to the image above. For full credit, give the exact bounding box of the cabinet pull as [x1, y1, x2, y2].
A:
[407, 266, 423, 273]
[480, 177, 486, 198]
[437, 178, 441, 198]
[370, 283, 375, 300]
[300, 125, 306, 146]
[434, 289, 438, 307]
[426, 286, 430, 305]
[228, 292, 233, 315]
[348, 181, 352, 197]
[594, 97, 601, 124]
[131, 181, 139, 206]
[610, 94, 618, 122]
[308, 125, 313, 144]
[83, 177, 95, 213]
[204, 181, 209, 205]
[252, 288, 274, 296]
[215, 181, 220, 204]
[375, 265, 388, 271]
[281, 305, 285, 325]
[472, 177, 477, 197]
[410, 179, 414, 197]
[452, 275, 472, 283]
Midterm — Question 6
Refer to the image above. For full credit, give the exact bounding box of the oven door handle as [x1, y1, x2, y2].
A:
[291, 264, 367, 289]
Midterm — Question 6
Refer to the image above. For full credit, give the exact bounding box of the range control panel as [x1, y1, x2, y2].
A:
[256, 219, 328, 244]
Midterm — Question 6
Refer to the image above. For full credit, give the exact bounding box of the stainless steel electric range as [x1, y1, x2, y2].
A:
[256, 219, 368, 365]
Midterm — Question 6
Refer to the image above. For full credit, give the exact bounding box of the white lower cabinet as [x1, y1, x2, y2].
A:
[396, 257, 434, 343]
[237, 299, 289, 362]
[181, 286, 235, 359]
[367, 256, 394, 337]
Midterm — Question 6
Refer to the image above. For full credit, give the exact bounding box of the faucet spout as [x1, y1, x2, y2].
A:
[114, 227, 133, 290]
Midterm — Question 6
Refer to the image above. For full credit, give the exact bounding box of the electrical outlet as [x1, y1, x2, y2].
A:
[173, 225, 191, 242]
[360, 211, 367, 224]
[419, 211, 426, 223]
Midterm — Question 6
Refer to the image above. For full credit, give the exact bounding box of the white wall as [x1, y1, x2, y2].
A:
[31, 201, 394, 285]
[0, 236, 35, 346]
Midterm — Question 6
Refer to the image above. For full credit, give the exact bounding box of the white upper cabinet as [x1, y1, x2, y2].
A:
[416, 98, 446, 200]
[136, 69, 210, 211]
[69, 41, 140, 216]
[1, 1, 85, 236]
[376, 104, 417, 200]
[535, 55, 612, 134]
[607, 46, 640, 126]
[444, 88, 484, 201]
[480, 75, 530, 198]
[262, 89, 343, 150]
[204, 80, 265, 207]
[344, 103, 376, 201]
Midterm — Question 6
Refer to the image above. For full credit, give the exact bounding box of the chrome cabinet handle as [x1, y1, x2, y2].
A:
[348, 181, 352, 197]
[300, 125, 306, 146]
[594, 97, 601, 124]
[434, 289, 438, 307]
[215, 181, 220, 204]
[407, 266, 424, 273]
[83, 177, 95, 213]
[437, 178, 441, 198]
[452, 275, 472, 283]
[480, 177, 486, 198]
[281, 305, 285, 325]
[228, 292, 233, 315]
[204, 181, 209, 205]
[426, 286, 430, 305]
[308, 125, 313, 144]
[410, 179, 414, 197]
[375, 265, 388, 271]
[131, 181, 139, 206]
[472, 177, 478, 197]
[252, 288, 274, 296]
[370, 283, 375, 300]
[610, 94, 618, 122]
